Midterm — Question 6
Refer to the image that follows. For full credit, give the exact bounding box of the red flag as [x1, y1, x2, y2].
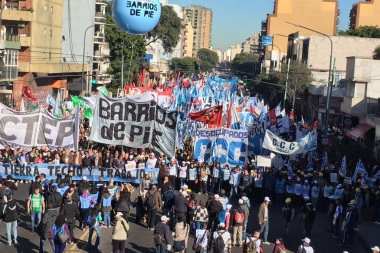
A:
[309, 120, 319, 131]
[22, 86, 37, 102]
[226, 101, 232, 127]
[269, 108, 277, 125]
[189, 105, 223, 127]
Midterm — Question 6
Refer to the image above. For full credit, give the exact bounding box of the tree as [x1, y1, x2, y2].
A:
[231, 53, 259, 74]
[338, 25, 380, 38]
[170, 57, 200, 74]
[146, 5, 182, 53]
[197, 48, 218, 72]
[252, 60, 313, 106]
[374, 45, 380, 60]
[104, 15, 147, 86]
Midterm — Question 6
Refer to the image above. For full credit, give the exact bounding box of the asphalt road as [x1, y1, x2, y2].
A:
[0, 183, 370, 253]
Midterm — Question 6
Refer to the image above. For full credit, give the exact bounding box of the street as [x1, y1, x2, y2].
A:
[0, 183, 370, 253]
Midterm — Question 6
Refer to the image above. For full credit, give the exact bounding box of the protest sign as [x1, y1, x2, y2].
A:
[0, 104, 79, 151]
[0, 163, 158, 184]
[193, 128, 248, 166]
[256, 155, 271, 167]
[90, 92, 178, 157]
[330, 173, 337, 183]
[344, 177, 352, 185]
[246, 115, 268, 155]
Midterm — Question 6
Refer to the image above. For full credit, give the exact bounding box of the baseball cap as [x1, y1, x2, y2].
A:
[214, 194, 220, 199]
[115, 212, 123, 217]
[371, 246, 380, 251]
[182, 184, 188, 189]
[302, 237, 311, 244]
[82, 176, 88, 181]
[238, 199, 244, 204]
[181, 191, 188, 196]
[161, 215, 170, 221]
[226, 204, 232, 210]
[129, 155, 134, 159]
[218, 223, 225, 227]
[264, 196, 271, 202]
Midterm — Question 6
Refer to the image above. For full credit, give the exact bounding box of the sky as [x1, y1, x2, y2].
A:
[169, 0, 360, 51]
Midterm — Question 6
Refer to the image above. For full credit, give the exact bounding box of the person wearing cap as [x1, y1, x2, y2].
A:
[112, 212, 129, 253]
[339, 200, 359, 248]
[231, 199, 245, 246]
[154, 215, 173, 253]
[298, 237, 314, 253]
[27, 186, 45, 233]
[258, 197, 271, 244]
[285, 175, 294, 201]
[294, 177, 303, 207]
[168, 159, 179, 190]
[302, 180, 311, 203]
[146, 152, 158, 169]
[282, 198, 296, 239]
[212, 222, 231, 253]
[334, 183, 345, 200]
[207, 194, 223, 232]
[310, 180, 320, 210]
[327, 195, 336, 232]
[244, 231, 261, 253]
[322, 181, 333, 212]
[372, 246, 380, 253]
[78, 176, 91, 195]
[126, 154, 136, 169]
[304, 203, 316, 238]
[333, 198, 344, 237]
[145, 185, 162, 230]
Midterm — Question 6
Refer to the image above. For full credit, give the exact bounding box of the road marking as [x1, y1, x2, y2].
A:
[69, 227, 90, 250]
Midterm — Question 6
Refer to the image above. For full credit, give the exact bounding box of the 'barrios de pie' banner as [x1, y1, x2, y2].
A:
[193, 128, 248, 166]
[90, 92, 178, 157]
[0, 163, 159, 184]
[0, 104, 79, 151]
[262, 129, 316, 155]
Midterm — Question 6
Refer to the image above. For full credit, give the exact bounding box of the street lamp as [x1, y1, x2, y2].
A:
[286, 21, 333, 139]
[0, 0, 18, 41]
[81, 23, 115, 93]
[274, 33, 301, 111]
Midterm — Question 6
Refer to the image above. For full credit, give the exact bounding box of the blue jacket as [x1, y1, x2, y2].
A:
[275, 179, 285, 194]
[17, 154, 29, 164]
[229, 172, 241, 187]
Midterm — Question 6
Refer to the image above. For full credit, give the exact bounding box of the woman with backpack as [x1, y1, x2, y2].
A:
[173, 214, 190, 253]
[272, 237, 286, 253]
[87, 207, 102, 250]
[212, 223, 231, 253]
[49, 214, 71, 253]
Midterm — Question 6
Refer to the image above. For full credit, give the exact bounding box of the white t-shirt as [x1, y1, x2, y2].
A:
[245, 237, 261, 252]
[179, 166, 187, 178]
[298, 244, 314, 253]
[146, 158, 157, 168]
[195, 229, 209, 248]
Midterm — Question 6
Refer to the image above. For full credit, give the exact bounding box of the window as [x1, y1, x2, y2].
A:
[45, 5, 47, 11]
[42, 53, 45, 59]
[50, 30, 52, 37]
[51, 7, 53, 13]
[49, 53, 51, 59]
[44, 28, 46, 35]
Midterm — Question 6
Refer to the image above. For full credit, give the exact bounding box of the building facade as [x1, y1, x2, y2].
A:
[349, 0, 380, 30]
[223, 44, 242, 62]
[181, 9, 194, 58]
[184, 5, 213, 56]
[242, 34, 260, 54]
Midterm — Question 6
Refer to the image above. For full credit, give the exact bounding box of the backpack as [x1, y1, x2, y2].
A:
[153, 228, 164, 245]
[5, 186, 12, 196]
[234, 210, 245, 224]
[189, 199, 196, 208]
[247, 237, 258, 253]
[218, 210, 227, 223]
[86, 214, 96, 227]
[146, 192, 157, 209]
[213, 231, 226, 253]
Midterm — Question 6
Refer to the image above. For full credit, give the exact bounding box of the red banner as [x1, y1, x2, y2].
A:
[22, 86, 37, 102]
[189, 105, 223, 127]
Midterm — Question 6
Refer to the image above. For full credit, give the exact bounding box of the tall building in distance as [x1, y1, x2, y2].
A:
[241, 34, 260, 54]
[349, 0, 380, 30]
[184, 5, 213, 56]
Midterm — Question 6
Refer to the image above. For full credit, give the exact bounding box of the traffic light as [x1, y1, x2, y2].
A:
[91, 71, 98, 85]
[243, 76, 247, 86]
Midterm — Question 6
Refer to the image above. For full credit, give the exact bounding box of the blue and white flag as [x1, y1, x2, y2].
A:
[53, 89, 62, 118]
[46, 94, 56, 106]
[306, 150, 315, 171]
[301, 116, 305, 126]
[339, 156, 346, 177]
[352, 159, 366, 182]
[320, 151, 328, 171]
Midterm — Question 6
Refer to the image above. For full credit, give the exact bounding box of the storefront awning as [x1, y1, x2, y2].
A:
[348, 123, 372, 141]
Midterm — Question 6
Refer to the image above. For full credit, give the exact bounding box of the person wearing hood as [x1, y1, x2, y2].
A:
[101, 187, 113, 228]
[60, 196, 80, 243]
[39, 202, 59, 253]
[339, 200, 359, 248]
[79, 189, 94, 231]
[231, 199, 245, 246]
[116, 183, 132, 221]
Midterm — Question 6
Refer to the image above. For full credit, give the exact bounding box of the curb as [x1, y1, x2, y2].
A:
[356, 229, 371, 252]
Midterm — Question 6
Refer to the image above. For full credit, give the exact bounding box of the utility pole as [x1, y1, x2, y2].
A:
[325, 58, 336, 133]
[121, 40, 124, 89]
[284, 58, 291, 106]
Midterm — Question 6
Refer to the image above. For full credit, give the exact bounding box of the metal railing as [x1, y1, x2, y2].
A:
[5, 33, 19, 42]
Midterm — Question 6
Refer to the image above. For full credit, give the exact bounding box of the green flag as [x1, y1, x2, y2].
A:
[97, 86, 108, 96]
[72, 96, 82, 107]
[84, 108, 93, 119]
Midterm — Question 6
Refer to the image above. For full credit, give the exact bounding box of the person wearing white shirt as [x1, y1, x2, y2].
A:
[212, 223, 231, 253]
[145, 153, 157, 169]
[195, 222, 210, 253]
[297, 237, 314, 253]
[244, 231, 261, 253]
[126, 155, 136, 169]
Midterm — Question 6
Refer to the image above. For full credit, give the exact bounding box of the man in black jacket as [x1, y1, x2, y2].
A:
[3, 194, 21, 246]
[60, 196, 80, 243]
[39, 202, 59, 252]
[47, 185, 63, 210]
[207, 194, 223, 231]
[29, 176, 42, 195]
[64, 170, 74, 186]
[304, 203, 316, 238]
[154, 215, 173, 253]
[63, 184, 80, 205]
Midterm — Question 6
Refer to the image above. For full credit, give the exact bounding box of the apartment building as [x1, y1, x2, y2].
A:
[181, 9, 194, 58]
[349, 0, 380, 30]
[184, 5, 213, 56]
[242, 34, 260, 54]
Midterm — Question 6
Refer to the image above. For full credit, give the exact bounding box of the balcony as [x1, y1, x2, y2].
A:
[19, 35, 30, 47]
[368, 103, 380, 120]
[95, 0, 107, 5]
[94, 37, 105, 44]
[261, 20, 267, 32]
[94, 17, 106, 24]
[94, 32, 104, 38]
[95, 12, 106, 18]
[2, 10, 32, 22]
[340, 96, 367, 117]
[0, 66, 18, 81]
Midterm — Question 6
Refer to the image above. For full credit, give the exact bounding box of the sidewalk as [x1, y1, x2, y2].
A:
[356, 219, 380, 250]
